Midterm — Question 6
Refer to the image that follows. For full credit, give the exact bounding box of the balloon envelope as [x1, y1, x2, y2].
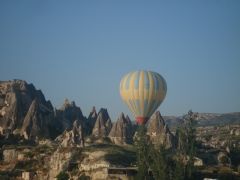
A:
[120, 70, 167, 125]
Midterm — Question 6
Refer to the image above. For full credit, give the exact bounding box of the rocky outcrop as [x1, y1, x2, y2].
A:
[48, 147, 80, 179]
[0, 80, 54, 140]
[21, 99, 53, 140]
[230, 128, 240, 136]
[147, 111, 176, 149]
[79, 151, 110, 180]
[3, 149, 18, 163]
[108, 113, 133, 145]
[54, 99, 85, 132]
[22, 172, 35, 180]
[217, 151, 230, 165]
[85, 106, 98, 135]
[92, 108, 112, 138]
[194, 157, 204, 166]
[55, 120, 84, 147]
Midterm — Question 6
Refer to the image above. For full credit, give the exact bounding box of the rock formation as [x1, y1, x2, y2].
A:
[49, 147, 80, 179]
[20, 99, 54, 140]
[55, 120, 84, 147]
[79, 150, 110, 179]
[92, 108, 112, 138]
[147, 111, 176, 149]
[217, 151, 230, 165]
[3, 149, 18, 163]
[108, 112, 133, 145]
[0, 80, 54, 140]
[54, 99, 85, 132]
[85, 106, 98, 135]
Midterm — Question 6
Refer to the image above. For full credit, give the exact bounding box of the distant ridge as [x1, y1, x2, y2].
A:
[164, 112, 240, 128]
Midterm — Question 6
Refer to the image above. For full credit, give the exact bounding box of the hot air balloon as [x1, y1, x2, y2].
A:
[120, 70, 167, 125]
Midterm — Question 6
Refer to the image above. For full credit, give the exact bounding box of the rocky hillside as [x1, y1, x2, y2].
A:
[0, 80, 87, 141]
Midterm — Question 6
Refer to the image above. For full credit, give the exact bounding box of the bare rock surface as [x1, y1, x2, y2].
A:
[49, 147, 80, 179]
[92, 108, 112, 138]
[3, 149, 18, 163]
[79, 150, 110, 180]
[108, 112, 133, 145]
[55, 120, 84, 147]
[147, 111, 176, 149]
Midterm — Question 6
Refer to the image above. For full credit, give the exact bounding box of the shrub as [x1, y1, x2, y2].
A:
[56, 171, 69, 180]
[78, 174, 90, 180]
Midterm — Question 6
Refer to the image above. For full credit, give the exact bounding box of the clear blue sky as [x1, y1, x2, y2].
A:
[0, 1, 240, 120]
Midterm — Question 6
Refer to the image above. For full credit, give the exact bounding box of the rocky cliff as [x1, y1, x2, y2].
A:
[0, 80, 54, 140]
[108, 113, 133, 145]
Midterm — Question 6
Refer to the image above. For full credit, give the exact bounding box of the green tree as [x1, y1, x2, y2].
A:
[148, 144, 168, 180]
[228, 141, 240, 167]
[172, 158, 185, 180]
[135, 125, 150, 180]
[135, 126, 170, 180]
[135, 110, 197, 180]
[176, 110, 198, 180]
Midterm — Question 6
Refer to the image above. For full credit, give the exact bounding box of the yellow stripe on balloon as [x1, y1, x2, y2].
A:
[121, 73, 130, 99]
[138, 71, 144, 116]
[130, 72, 138, 115]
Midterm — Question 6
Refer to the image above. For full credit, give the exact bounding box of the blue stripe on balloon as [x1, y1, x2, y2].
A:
[147, 99, 155, 117]
[162, 77, 167, 92]
[144, 71, 150, 90]
[157, 74, 165, 92]
[134, 71, 140, 89]
[150, 100, 159, 117]
[125, 73, 132, 90]
[153, 74, 159, 90]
